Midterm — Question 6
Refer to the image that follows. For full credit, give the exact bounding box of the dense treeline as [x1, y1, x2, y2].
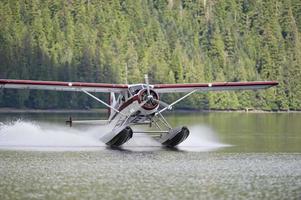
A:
[0, 0, 301, 110]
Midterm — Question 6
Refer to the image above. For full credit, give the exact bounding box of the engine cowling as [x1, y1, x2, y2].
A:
[138, 89, 159, 110]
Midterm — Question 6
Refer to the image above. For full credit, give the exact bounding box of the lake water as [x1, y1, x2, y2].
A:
[0, 112, 300, 199]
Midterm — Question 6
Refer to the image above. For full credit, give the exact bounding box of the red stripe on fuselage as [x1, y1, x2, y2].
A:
[118, 95, 140, 112]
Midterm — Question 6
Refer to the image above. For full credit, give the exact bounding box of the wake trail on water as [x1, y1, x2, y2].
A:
[0, 120, 230, 152]
[0, 120, 105, 150]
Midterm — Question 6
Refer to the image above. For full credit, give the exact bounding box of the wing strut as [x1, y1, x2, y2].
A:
[81, 89, 126, 116]
[155, 89, 198, 115]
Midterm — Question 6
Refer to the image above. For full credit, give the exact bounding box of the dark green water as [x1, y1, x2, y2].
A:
[0, 112, 300, 199]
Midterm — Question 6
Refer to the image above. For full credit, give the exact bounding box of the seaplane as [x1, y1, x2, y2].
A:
[0, 75, 278, 147]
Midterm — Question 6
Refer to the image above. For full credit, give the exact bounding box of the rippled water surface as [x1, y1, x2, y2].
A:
[0, 112, 300, 200]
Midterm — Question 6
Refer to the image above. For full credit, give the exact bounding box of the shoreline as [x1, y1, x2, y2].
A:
[171, 109, 301, 113]
[0, 108, 300, 114]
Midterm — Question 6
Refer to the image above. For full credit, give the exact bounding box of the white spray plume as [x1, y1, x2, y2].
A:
[0, 120, 229, 152]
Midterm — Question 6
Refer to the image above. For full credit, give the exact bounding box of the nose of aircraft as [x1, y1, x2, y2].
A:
[138, 89, 160, 110]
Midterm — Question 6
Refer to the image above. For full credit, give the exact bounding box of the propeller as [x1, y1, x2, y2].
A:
[144, 74, 172, 110]
[144, 74, 152, 100]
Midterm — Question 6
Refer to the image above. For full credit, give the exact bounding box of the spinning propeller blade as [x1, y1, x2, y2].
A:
[144, 74, 169, 109]
[144, 74, 151, 97]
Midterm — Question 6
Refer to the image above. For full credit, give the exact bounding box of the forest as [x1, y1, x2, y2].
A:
[0, 0, 301, 111]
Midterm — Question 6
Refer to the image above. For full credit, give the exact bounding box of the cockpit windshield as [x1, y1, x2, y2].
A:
[128, 84, 146, 96]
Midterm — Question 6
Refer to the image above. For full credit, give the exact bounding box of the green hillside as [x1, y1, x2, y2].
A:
[0, 0, 301, 110]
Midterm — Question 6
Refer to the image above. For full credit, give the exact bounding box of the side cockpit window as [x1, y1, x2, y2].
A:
[118, 94, 126, 104]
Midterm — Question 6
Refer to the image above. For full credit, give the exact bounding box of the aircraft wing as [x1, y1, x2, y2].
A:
[153, 81, 278, 93]
[0, 79, 128, 93]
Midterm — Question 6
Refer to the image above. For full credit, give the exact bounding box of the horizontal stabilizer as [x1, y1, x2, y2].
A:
[71, 120, 109, 125]
[66, 118, 109, 127]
